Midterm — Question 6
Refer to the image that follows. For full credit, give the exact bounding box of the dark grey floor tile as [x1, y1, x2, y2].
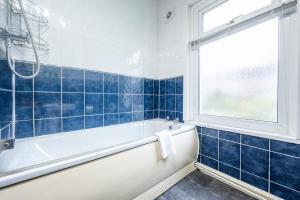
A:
[156, 170, 257, 200]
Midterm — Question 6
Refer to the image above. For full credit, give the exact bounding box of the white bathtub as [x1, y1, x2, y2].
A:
[0, 119, 198, 200]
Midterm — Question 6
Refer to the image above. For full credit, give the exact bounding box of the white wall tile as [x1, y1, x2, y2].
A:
[157, 0, 189, 79]
[13, 0, 160, 78]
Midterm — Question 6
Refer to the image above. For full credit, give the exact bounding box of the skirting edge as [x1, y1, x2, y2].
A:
[133, 162, 196, 200]
[195, 163, 282, 200]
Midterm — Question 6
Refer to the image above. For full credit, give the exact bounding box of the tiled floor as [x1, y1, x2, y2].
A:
[156, 170, 257, 200]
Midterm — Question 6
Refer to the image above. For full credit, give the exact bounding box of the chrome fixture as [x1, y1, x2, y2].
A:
[1, 0, 49, 79]
[174, 118, 179, 124]
[0, 0, 48, 152]
[0, 123, 14, 151]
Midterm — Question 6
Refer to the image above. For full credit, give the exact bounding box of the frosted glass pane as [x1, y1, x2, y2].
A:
[203, 0, 271, 32]
[199, 19, 278, 122]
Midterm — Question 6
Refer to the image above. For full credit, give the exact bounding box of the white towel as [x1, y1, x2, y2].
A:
[155, 131, 176, 159]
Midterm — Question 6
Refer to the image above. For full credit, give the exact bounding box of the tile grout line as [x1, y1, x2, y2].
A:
[32, 63, 36, 137]
[239, 134, 242, 180]
[217, 130, 220, 171]
[83, 70, 86, 129]
[268, 139, 271, 193]
[60, 67, 63, 132]
[102, 72, 104, 126]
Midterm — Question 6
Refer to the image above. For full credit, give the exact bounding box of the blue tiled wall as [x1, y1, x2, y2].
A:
[0, 60, 165, 139]
[197, 126, 300, 200]
[0, 60, 184, 139]
[158, 76, 183, 122]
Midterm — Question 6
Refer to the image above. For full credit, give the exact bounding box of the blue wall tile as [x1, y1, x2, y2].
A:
[85, 115, 103, 129]
[0, 60, 12, 90]
[159, 80, 166, 95]
[85, 94, 103, 115]
[104, 114, 119, 126]
[63, 117, 84, 132]
[166, 78, 175, 94]
[144, 79, 154, 94]
[202, 127, 218, 137]
[35, 65, 61, 92]
[175, 95, 183, 112]
[133, 112, 144, 121]
[104, 73, 118, 93]
[270, 152, 300, 191]
[198, 124, 300, 200]
[159, 95, 165, 110]
[241, 145, 269, 179]
[166, 111, 175, 120]
[85, 71, 103, 93]
[219, 140, 240, 168]
[132, 95, 144, 111]
[219, 163, 240, 179]
[175, 76, 183, 94]
[154, 110, 158, 118]
[166, 95, 175, 111]
[35, 118, 61, 136]
[241, 135, 269, 150]
[15, 92, 33, 120]
[241, 172, 268, 192]
[270, 140, 300, 158]
[202, 135, 218, 160]
[119, 113, 132, 123]
[35, 92, 61, 119]
[154, 95, 159, 110]
[144, 95, 154, 111]
[15, 120, 33, 139]
[15, 62, 33, 91]
[270, 182, 300, 200]
[176, 112, 183, 122]
[6, 61, 165, 140]
[144, 111, 154, 120]
[219, 131, 240, 143]
[119, 95, 132, 113]
[119, 76, 132, 94]
[62, 68, 84, 92]
[0, 90, 12, 123]
[104, 94, 118, 114]
[159, 111, 166, 119]
[154, 80, 159, 95]
[62, 93, 84, 117]
[201, 155, 218, 170]
[132, 77, 143, 94]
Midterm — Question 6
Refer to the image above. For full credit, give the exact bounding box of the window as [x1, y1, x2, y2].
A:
[200, 19, 278, 122]
[203, 0, 271, 32]
[189, 0, 300, 138]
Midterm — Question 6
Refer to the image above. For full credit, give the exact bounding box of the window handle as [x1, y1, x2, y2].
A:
[229, 14, 244, 24]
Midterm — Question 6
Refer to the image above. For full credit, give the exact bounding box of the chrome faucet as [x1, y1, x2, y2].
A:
[174, 118, 179, 124]
[166, 116, 170, 121]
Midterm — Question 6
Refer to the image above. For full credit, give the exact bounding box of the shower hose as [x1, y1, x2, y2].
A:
[5, 0, 41, 79]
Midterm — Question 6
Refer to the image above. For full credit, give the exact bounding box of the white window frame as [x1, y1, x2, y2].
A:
[187, 0, 300, 139]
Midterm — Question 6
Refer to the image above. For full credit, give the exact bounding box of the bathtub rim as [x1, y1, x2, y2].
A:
[0, 123, 195, 188]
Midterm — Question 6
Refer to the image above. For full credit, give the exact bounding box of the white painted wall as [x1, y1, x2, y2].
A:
[157, 0, 190, 79]
[11, 0, 159, 78]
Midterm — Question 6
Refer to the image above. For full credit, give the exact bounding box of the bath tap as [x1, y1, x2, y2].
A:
[166, 116, 170, 121]
[174, 118, 179, 124]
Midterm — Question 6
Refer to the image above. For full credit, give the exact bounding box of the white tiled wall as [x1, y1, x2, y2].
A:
[157, 0, 189, 79]
[1, 0, 190, 79]
[11, 0, 159, 79]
